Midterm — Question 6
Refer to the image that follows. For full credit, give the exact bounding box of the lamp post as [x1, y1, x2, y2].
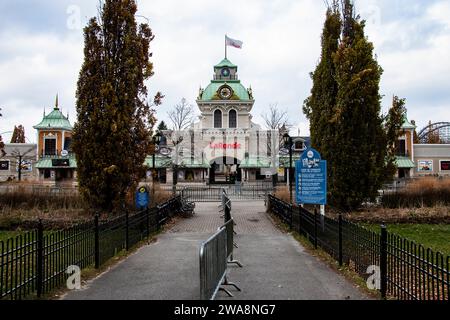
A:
[172, 135, 184, 194]
[283, 133, 293, 204]
[152, 132, 162, 195]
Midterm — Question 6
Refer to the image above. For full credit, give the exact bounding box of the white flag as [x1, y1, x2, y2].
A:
[225, 35, 243, 49]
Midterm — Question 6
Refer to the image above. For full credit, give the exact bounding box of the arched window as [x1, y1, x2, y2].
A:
[214, 109, 222, 128]
[229, 109, 237, 128]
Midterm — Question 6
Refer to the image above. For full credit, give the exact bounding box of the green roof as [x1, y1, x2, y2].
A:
[395, 156, 415, 169]
[144, 156, 172, 169]
[240, 157, 272, 169]
[35, 156, 77, 169]
[279, 156, 301, 168]
[34, 108, 73, 130]
[144, 156, 211, 169]
[401, 115, 416, 130]
[201, 82, 251, 101]
[214, 58, 237, 69]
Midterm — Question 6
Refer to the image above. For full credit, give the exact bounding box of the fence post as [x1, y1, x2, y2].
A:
[146, 207, 150, 238]
[314, 208, 318, 249]
[338, 213, 343, 267]
[36, 219, 44, 298]
[380, 223, 388, 299]
[94, 214, 100, 269]
[125, 210, 129, 251]
[298, 206, 302, 234]
[289, 204, 293, 230]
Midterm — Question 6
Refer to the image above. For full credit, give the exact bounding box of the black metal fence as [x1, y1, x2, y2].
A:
[178, 185, 275, 202]
[268, 195, 449, 301]
[0, 196, 184, 300]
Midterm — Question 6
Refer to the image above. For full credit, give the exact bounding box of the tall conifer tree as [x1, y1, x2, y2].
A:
[303, 2, 341, 200]
[72, 0, 161, 212]
[304, 0, 402, 210]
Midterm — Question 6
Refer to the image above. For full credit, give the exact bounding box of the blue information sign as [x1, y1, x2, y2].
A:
[135, 186, 150, 209]
[296, 148, 327, 205]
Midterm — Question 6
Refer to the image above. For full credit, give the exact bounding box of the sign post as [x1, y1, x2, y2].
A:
[135, 186, 150, 210]
[296, 147, 327, 217]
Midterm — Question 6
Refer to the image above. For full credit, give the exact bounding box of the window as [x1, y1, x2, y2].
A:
[229, 110, 237, 128]
[44, 138, 56, 156]
[64, 137, 72, 151]
[294, 141, 304, 150]
[395, 139, 406, 156]
[214, 110, 222, 128]
[440, 160, 450, 172]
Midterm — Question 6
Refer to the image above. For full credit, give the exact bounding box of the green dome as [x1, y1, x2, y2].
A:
[214, 58, 237, 69]
[34, 108, 73, 130]
[201, 82, 250, 101]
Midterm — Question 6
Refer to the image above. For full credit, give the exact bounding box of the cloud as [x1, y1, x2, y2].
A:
[0, 0, 449, 142]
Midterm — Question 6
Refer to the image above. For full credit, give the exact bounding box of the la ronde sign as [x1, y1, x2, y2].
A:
[209, 142, 241, 150]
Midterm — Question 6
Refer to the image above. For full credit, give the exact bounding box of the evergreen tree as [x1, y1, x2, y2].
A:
[303, 3, 341, 199]
[157, 121, 168, 132]
[304, 0, 402, 210]
[72, 0, 161, 212]
[10, 125, 26, 143]
[385, 96, 406, 180]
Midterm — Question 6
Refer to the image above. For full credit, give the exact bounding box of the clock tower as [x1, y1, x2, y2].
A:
[196, 58, 256, 129]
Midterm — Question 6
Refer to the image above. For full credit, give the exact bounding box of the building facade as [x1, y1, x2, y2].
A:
[149, 58, 308, 185]
[0, 143, 37, 182]
[33, 97, 77, 184]
[395, 114, 450, 178]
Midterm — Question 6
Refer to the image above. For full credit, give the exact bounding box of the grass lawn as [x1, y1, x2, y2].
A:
[0, 231, 23, 243]
[365, 224, 450, 256]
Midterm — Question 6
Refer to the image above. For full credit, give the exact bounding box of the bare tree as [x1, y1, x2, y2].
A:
[168, 98, 195, 130]
[10, 146, 35, 181]
[261, 104, 292, 130]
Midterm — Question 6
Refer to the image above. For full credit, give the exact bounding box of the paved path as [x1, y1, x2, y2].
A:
[63, 201, 369, 300]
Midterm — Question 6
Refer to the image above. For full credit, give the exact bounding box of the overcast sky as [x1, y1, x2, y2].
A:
[1, 0, 449, 143]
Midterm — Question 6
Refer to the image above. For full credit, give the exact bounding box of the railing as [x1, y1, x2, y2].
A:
[268, 195, 450, 301]
[177, 185, 275, 202]
[213, 75, 238, 81]
[0, 196, 184, 300]
[199, 226, 228, 300]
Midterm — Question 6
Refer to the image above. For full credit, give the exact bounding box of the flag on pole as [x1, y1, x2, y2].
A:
[225, 35, 243, 49]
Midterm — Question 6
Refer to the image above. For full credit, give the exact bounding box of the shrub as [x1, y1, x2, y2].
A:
[382, 177, 450, 208]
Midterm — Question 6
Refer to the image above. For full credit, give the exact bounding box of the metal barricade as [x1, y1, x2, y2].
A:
[199, 219, 241, 300]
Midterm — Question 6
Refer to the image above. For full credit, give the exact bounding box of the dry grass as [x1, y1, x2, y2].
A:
[382, 177, 450, 209]
[339, 206, 450, 224]
[274, 186, 291, 203]
[0, 183, 174, 230]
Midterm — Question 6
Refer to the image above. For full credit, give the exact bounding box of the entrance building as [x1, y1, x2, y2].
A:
[33, 96, 77, 185]
[148, 57, 279, 184]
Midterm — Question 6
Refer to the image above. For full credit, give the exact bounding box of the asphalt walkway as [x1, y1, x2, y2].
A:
[63, 201, 369, 300]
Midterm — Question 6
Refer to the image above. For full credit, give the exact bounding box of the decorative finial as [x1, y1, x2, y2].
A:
[43, 107, 46, 117]
[55, 94, 59, 110]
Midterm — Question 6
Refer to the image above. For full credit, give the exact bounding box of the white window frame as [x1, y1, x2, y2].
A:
[213, 109, 223, 129]
[43, 134, 58, 156]
[228, 109, 238, 129]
